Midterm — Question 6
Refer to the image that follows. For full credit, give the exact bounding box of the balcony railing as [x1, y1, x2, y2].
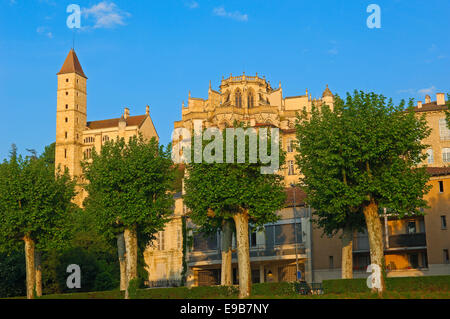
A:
[388, 233, 426, 248]
[188, 243, 305, 264]
[353, 233, 427, 251]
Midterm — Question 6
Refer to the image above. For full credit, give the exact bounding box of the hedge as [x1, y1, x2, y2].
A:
[323, 276, 450, 294]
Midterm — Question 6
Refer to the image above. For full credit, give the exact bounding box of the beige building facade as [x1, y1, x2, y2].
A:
[147, 87, 449, 286]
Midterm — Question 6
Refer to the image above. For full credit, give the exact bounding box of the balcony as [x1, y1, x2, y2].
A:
[388, 233, 426, 248]
[188, 244, 305, 265]
[353, 233, 427, 252]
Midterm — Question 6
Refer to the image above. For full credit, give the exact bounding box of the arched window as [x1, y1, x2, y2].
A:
[84, 136, 95, 144]
[248, 90, 255, 108]
[84, 148, 92, 160]
[224, 91, 230, 103]
[235, 89, 242, 107]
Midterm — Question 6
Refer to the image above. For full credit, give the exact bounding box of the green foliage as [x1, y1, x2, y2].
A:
[323, 276, 450, 294]
[0, 144, 76, 252]
[252, 282, 298, 296]
[181, 216, 188, 286]
[295, 91, 432, 235]
[41, 207, 120, 295]
[127, 278, 141, 299]
[41, 247, 119, 294]
[184, 124, 287, 229]
[82, 135, 175, 244]
[444, 94, 450, 127]
[0, 250, 26, 298]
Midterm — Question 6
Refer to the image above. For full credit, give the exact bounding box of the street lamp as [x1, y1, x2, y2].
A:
[291, 183, 300, 282]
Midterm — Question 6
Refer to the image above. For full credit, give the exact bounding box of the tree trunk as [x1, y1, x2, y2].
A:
[23, 235, 36, 299]
[233, 210, 251, 298]
[34, 250, 42, 297]
[341, 225, 353, 279]
[221, 219, 233, 286]
[124, 226, 138, 299]
[363, 199, 386, 293]
[117, 232, 127, 291]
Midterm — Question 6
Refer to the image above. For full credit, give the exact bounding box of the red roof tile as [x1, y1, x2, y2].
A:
[57, 49, 87, 78]
[413, 102, 448, 113]
[285, 187, 307, 207]
[86, 115, 147, 130]
[426, 167, 450, 177]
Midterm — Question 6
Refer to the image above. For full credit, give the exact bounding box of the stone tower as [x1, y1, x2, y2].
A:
[55, 49, 87, 178]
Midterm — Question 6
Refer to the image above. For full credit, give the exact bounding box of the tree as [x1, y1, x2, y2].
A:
[295, 91, 431, 293]
[443, 94, 450, 127]
[183, 125, 286, 298]
[82, 135, 175, 298]
[0, 145, 76, 298]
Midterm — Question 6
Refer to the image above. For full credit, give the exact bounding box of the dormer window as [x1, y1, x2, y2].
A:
[84, 137, 95, 144]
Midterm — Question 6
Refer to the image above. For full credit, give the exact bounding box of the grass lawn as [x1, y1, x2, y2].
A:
[29, 287, 450, 299]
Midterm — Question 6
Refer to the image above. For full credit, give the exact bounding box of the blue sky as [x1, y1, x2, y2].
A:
[0, 0, 449, 160]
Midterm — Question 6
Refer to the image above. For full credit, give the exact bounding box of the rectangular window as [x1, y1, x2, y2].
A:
[441, 216, 447, 230]
[249, 230, 257, 248]
[329, 256, 334, 269]
[427, 149, 434, 164]
[407, 221, 416, 234]
[177, 229, 182, 250]
[439, 181, 444, 193]
[64, 149, 67, 159]
[439, 119, 450, 140]
[158, 231, 165, 251]
[408, 253, 419, 268]
[288, 160, 295, 175]
[442, 148, 450, 163]
[443, 249, 449, 264]
[287, 139, 293, 153]
[274, 223, 302, 245]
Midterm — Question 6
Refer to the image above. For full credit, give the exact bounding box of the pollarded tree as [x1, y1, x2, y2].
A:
[183, 125, 286, 298]
[82, 135, 175, 298]
[295, 91, 431, 293]
[0, 145, 76, 299]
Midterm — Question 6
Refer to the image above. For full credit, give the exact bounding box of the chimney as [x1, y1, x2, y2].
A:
[124, 107, 130, 120]
[425, 95, 431, 104]
[418, 101, 423, 108]
[146, 105, 150, 116]
[437, 93, 445, 106]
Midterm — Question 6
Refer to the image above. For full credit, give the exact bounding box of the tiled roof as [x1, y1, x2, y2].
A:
[57, 49, 87, 78]
[413, 102, 448, 113]
[285, 186, 307, 207]
[426, 167, 450, 177]
[86, 115, 147, 130]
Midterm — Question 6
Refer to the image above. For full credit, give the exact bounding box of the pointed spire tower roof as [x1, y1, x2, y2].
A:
[57, 49, 87, 78]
